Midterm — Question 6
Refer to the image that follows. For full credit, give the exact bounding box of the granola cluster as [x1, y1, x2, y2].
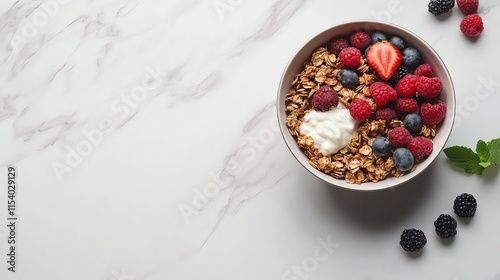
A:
[285, 47, 436, 184]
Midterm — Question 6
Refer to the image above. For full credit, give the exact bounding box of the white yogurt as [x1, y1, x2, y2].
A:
[300, 105, 359, 155]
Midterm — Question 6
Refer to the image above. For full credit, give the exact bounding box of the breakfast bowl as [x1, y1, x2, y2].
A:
[277, 20, 455, 191]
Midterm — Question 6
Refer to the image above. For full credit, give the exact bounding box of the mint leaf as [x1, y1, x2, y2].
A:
[443, 146, 485, 175]
[476, 140, 490, 162]
[486, 138, 500, 164]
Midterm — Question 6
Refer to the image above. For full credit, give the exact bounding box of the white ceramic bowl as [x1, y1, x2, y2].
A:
[277, 21, 455, 191]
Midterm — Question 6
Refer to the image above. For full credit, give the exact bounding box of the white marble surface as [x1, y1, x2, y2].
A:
[1, 0, 500, 279]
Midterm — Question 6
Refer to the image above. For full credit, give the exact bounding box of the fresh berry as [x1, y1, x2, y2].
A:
[389, 127, 412, 148]
[329, 37, 350, 55]
[311, 85, 339, 111]
[395, 74, 418, 98]
[414, 64, 434, 77]
[339, 47, 362, 68]
[428, 0, 455, 16]
[372, 137, 392, 157]
[457, 0, 479, 15]
[366, 41, 402, 81]
[375, 107, 397, 125]
[434, 214, 457, 239]
[400, 228, 427, 252]
[350, 31, 371, 50]
[420, 99, 446, 127]
[402, 48, 421, 70]
[416, 76, 443, 98]
[393, 148, 415, 171]
[371, 31, 387, 43]
[339, 69, 359, 88]
[389, 65, 413, 86]
[349, 99, 372, 121]
[403, 113, 423, 134]
[460, 14, 484, 37]
[370, 82, 398, 107]
[407, 136, 433, 160]
[454, 193, 477, 218]
[395, 98, 418, 113]
[389, 36, 405, 51]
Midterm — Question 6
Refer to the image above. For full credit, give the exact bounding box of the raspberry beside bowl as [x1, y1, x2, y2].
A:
[277, 21, 456, 191]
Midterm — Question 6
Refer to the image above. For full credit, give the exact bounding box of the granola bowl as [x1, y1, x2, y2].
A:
[277, 21, 455, 191]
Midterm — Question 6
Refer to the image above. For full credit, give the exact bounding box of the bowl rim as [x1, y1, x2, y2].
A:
[276, 20, 456, 192]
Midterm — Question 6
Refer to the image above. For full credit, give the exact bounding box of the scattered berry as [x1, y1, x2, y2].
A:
[329, 37, 350, 55]
[349, 99, 372, 121]
[407, 136, 433, 160]
[434, 214, 457, 239]
[416, 76, 443, 98]
[339, 69, 359, 88]
[370, 82, 398, 107]
[311, 85, 339, 111]
[375, 107, 397, 125]
[402, 47, 421, 70]
[460, 14, 484, 37]
[403, 113, 423, 134]
[371, 31, 387, 43]
[395, 74, 418, 98]
[366, 42, 402, 81]
[400, 228, 427, 252]
[393, 148, 415, 171]
[457, 0, 479, 15]
[350, 31, 371, 50]
[372, 136, 392, 157]
[339, 47, 362, 68]
[395, 98, 418, 113]
[389, 127, 412, 148]
[454, 193, 477, 218]
[428, 0, 455, 16]
[414, 64, 434, 77]
[389, 36, 405, 51]
[420, 99, 447, 127]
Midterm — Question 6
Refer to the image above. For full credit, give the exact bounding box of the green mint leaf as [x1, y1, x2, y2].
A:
[486, 138, 500, 164]
[479, 162, 492, 168]
[443, 146, 485, 175]
[476, 140, 490, 163]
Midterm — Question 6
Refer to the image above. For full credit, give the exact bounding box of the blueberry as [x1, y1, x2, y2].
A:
[371, 31, 387, 43]
[393, 148, 415, 172]
[404, 113, 423, 134]
[389, 36, 405, 50]
[372, 137, 392, 157]
[402, 47, 421, 70]
[339, 69, 359, 88]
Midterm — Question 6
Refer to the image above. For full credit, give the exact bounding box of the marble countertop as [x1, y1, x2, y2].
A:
[1, 0, 500, 279]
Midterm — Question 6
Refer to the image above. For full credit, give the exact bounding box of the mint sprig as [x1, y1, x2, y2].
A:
[444, 138, 500, 175]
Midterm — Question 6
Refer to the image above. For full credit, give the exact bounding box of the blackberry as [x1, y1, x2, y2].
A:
[454, 193, 477, 218]
[389, 66, 412, 86]
[434, 214, 457, 239]
[400, 228, 427, 252]
[428, 0, 455, 16]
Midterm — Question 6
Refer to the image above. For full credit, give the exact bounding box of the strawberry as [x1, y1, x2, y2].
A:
[366, 42, 402, 81]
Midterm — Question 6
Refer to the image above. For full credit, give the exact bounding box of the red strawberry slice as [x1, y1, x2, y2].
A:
[366, 42, 402, 81]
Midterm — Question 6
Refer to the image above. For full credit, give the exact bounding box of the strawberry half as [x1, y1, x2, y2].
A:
[366, 41, 402, 81]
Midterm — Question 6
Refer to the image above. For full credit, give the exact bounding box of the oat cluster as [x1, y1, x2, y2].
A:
[285, 47, 436, 184]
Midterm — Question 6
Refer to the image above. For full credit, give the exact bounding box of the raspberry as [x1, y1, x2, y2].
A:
[395, 98, 418, 113]
[420, 99, 446, 127]
[434, 214, 457, 239]
[370, 82, 397, 107]
[339, 47, 362, 69]
[414, 64, 434, 77]
[400, 229, 427, 252]
[329, 37, 350, 55]
[349, 99, 372, 121]
[407, 136, 433, 160]
[454, 193, 477, 218]
[460, 14, 484, 37]
[375, 107, 397, 125]
[428, 0, 454, 16]
[416, 76, 443, 98]
[349, 31, 371, 50]
[389, 127, 412, 148]
[395, 74, 418, 98]
[311, 85, 339, 111]
[457, 0, 479, 15]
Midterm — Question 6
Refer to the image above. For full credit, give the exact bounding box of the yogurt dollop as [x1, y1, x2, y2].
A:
[299, 105, 359, 155]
